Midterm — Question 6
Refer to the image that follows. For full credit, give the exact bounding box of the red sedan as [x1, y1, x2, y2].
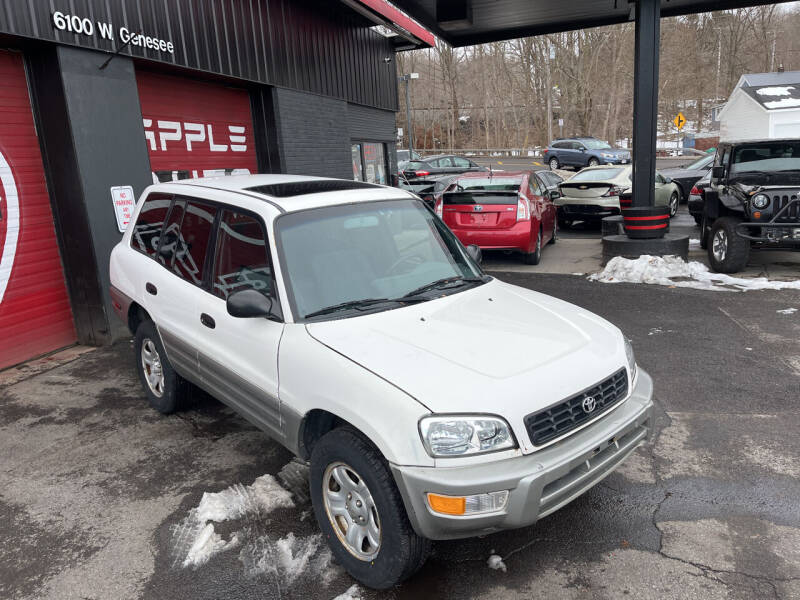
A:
[433, 171, 557, 264]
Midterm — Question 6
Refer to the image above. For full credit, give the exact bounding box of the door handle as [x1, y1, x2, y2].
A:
[145, 282, 157, 295]
[200, 313, 216, 329]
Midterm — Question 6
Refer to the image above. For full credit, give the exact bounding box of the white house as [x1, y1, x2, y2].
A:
[718, 70, 800, 141]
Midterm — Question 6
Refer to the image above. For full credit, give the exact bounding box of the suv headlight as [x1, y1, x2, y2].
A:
[752, 193, 770, 209]
[419, 415, 516, 457]
[602, 152, 615, 159]
[624, 337, 637, 382]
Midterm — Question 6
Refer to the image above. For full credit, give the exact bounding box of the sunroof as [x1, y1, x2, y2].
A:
[246, 180, 382, 197]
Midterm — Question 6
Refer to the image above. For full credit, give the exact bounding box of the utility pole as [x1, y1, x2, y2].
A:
[545, 38, 553, 143]
[398, 73, 419, 155]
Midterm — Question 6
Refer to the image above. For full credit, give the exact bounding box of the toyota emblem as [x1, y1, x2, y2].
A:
[473, 205, 483, 211]
[582, 396, 597, 413]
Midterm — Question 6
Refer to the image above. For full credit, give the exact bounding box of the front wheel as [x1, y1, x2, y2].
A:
[708, 216, 750, 273]
[588, 157, 600, 167]
[668, 191, 679, 218]
[310, 427, 430, 589]
[548, 157, 560, 170]
[522, 228, 543, 265]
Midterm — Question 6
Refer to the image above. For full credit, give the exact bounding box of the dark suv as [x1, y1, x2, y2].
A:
[543, 138, 630, 171]
[695, 138, 800, 273]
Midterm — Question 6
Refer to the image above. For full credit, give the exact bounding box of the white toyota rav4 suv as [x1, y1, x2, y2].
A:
[109, 175, 654, 589]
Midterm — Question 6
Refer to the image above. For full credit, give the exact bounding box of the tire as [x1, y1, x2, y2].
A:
[588, 157, 600, 167]
[548, 219, 558, 244]
[548, 157, 560, 170]
[707, 216, 750, 273]
[134, 319, 187, 414]
[558, 216, 572, 230]
[699, 214, 710, 250]
[523, 228, 542, 265]
[668, 191, 679, 218]
[310, 427, 430, 589]
[693, 215, 702, 226]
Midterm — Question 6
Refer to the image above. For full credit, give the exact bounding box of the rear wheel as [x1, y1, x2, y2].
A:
[708, 216, 750, 273]
[588, 157, 600, 167]
[310, 427, 430, 589]
[558, 216, 573, 230]
[134, 320, 187, 414]
[548, 157, 560, 170]
[668, 191, 679, 218]
[693, 215, 702, 225]
[523, 228, 542, 265]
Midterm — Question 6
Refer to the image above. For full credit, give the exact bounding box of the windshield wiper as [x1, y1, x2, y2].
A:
[400, 275, 485, 299]
[304, 298, 395, 319]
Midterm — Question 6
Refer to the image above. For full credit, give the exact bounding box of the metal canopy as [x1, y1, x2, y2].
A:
[392, 0, 793, 47]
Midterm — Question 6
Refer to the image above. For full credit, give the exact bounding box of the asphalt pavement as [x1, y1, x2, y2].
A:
[2, 276, 800, 599]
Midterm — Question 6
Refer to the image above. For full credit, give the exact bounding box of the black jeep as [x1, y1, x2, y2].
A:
[695, 139, 800, 273]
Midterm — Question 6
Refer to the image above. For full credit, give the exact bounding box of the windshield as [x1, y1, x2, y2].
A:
[729, 142, 800, 175]
[583, 140, 613, 150]
[569, 168, 626, 182]
[455, 176, 522, 191]
[275, 199, 484, 320]
[686, 154, 714, 170]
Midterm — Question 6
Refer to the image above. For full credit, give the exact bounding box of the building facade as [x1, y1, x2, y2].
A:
[0, 0, 431, 369]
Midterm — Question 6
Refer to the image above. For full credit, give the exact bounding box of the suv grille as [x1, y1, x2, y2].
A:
[770, 194, 800, 222]
[524, 369, 628, 446]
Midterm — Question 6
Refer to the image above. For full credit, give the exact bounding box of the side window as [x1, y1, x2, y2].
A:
[131, 193, 172, 258]
[172, 200, 217, 287]
[572, 142, 585, 151]
[655, 172, 665, 184]
[529, 175, 543, 196]
[157, 199, 186, 266]
[453, 157, 471, 168]
[438, 157, 454, 167]
[212, 210, 274, 300]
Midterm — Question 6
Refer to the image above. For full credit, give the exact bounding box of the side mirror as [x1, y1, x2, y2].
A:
[664, 176, 672, 184]
[711, 165, 725, 181]
[466, 244, 482, 265]
[550, 190, 561, 200]
[227, 289, 276, 319]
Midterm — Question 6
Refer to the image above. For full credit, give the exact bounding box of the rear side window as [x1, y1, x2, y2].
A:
[212, 210, 274, 300]
[452, 157, 471, 167]
[131, 193, 172, 258]
[172, 200, 217, 287]
[157, 199, 186, 266]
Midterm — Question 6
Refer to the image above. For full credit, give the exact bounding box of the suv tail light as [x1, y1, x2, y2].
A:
[434, 199, 443, 217]
[690, 185, 701, 196]
[516, 195, 530, 221]
[602, 185, 625, 197]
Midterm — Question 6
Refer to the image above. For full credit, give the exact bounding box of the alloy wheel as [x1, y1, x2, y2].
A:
[141, 338, 165, 398]
[323, 462, 381, 561]
[712, 229, 728, 262]
[669, 192, 679, 217]
[549, 158, 559, 170]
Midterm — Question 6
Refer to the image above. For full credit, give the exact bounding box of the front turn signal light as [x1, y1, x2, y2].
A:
[427, 491, 508, 516]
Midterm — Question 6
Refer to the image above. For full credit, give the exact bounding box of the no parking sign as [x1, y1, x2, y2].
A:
[110, 186, 136, 233]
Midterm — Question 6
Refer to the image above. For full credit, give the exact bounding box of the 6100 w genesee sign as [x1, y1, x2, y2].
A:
[51, 11, 174, 54]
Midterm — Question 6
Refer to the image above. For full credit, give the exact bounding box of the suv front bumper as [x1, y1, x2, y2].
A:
[391, 369, 654, 540]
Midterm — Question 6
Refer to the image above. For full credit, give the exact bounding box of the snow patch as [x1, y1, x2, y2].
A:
[777, 308, 798, 315]
[171, 474, 294, 570]
[688, 238, 701, 249]
[487, 554, 507, 572]
[763, 97, 800, 110]
[589, 255, 800, 292]
[756, 86, 795, 97]
[333, 584, 363, 600]
[240, 532, 338, 586]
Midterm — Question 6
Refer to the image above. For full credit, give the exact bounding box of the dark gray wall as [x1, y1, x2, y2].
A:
[272, 88, 352, 178]
[28, 46, 152, 344]
[1, 0, 398, 111]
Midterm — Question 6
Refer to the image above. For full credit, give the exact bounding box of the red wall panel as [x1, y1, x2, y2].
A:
[136, 71, 258, 180]
[0, 50, 76, 370]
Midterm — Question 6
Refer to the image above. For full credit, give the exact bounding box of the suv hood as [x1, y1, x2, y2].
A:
[305, 279, 630, 454]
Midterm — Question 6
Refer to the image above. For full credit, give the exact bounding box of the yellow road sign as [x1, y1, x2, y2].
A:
[673, 112, 686, 130]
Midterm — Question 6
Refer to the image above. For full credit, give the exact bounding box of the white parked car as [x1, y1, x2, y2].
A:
[109, 175, 654, 589]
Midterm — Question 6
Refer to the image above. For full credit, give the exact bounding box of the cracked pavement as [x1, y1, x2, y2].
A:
[1, 273, 799, 599]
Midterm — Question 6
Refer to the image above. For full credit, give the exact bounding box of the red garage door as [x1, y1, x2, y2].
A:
[0, 51, 75, 370]
[136, 71, 258, 182]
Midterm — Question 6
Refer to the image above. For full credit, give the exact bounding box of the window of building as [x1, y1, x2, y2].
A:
[212, 210, 274, 300]
[130, 193, 172, 258]
[172, 200, 217, 286]
[351, 142, 388, 184]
